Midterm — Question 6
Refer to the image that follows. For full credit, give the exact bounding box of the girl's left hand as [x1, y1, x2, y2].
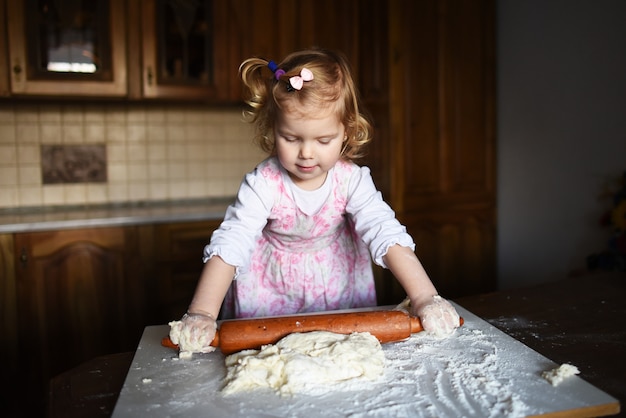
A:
[413, 295, 461, 338]
[415, 295, 461, 338]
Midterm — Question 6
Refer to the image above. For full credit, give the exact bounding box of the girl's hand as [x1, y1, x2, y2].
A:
[413, 295, 461, 338]
[397, 295, 461, 338]
[169, 312, 217, 355]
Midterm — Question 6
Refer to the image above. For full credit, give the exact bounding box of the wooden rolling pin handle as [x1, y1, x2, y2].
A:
[408, 316, 463, 334]
[210, 331, 219, 348]
[410, 315, 423, 333]
[410, 316, 464, 333]
[160, 332, 219, 350]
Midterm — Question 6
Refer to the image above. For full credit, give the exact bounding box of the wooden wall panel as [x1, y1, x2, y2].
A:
[386, 0, 497, 300]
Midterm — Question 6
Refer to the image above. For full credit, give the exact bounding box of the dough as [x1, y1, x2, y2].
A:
[222, 331, 385, 395]
[542, 363, 580, 386]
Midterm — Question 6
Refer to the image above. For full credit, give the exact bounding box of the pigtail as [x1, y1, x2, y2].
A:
[239, 58, 275, 153]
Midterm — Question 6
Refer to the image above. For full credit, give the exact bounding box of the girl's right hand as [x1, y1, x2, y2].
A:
[169, 312, 217, 354]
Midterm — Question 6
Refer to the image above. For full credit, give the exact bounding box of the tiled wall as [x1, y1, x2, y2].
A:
[0, 103, 266, 209]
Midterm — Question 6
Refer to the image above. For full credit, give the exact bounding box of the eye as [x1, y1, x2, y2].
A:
[281, 135, 297, 143]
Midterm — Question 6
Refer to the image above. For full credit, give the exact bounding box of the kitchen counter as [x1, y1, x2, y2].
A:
[46, 271, 625, 417]
[0, 197, 234, 233]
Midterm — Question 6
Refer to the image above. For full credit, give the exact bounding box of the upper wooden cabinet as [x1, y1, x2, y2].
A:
[222, 0, 360, 104]
[129, 0, 232, 101]
[0, 0, 362, 101]
[5, 0, 128, 97]
[1, 0, 236, 101]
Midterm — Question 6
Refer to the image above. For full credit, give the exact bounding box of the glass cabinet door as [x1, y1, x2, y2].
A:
[141, 0, 220, 99]
[6, 0, 127, 96]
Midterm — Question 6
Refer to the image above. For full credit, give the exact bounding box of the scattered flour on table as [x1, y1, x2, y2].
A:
[542, 363, 580, 386]
[222, 331, 384, 395]
[215, 326, 532, 417]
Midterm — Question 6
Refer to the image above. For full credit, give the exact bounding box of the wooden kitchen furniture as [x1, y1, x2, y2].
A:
[0, 0, 498, 300]
[0, 218, 221, 418]
[0, 0, 362, 102]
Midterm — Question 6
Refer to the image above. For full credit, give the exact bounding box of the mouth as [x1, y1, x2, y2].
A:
[296, 164, 316, 173]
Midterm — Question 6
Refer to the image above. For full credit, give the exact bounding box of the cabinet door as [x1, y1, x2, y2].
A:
[0, 0, 10, 97]
[152, 220, 220, 322]
[137, 0, 232, 101]
[357, 0, 391, 199]
[5, 0, 127, 97]
[222, 0, 360, 103]
[0, 234, 18, 414]
[14, 226, 145, 413]
[387, 0, 497, 298]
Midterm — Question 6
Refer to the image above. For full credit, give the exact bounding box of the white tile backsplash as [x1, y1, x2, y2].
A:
[0, 166, 18, 186]
[0, 145, 16, 165]
[0, 103, 265, 209]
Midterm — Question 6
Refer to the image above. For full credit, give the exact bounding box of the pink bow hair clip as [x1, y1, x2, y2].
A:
[288, 68, 314, 91]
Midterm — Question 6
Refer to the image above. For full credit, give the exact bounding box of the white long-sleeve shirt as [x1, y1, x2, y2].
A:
[204, 157, 415, 276]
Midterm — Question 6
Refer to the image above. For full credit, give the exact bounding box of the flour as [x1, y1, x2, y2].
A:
[542, 363, 580, 386]
[222, 331, 384, 395]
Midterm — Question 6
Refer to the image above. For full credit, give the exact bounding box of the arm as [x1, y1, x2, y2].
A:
[345, 167, 460, 336]
[168, 256, 234, 355]
[188, 255, 236, 319]
[191, 161, 274, 316]
[382, 244, 437, 309]
[170, 163, 273, 353]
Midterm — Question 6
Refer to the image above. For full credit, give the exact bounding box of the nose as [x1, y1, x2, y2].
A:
[299, 141, 313, 159]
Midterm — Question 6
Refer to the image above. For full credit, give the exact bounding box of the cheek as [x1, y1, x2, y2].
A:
[274, 142, 292, 163]
[322, 142, 343, 161]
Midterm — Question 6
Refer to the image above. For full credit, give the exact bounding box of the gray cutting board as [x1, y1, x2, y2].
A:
[112, 304, 619, 418]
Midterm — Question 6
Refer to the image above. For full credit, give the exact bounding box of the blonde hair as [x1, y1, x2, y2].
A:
[239, 48, 372, 161]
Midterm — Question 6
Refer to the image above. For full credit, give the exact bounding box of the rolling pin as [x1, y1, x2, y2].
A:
[162, 310, 464, 355]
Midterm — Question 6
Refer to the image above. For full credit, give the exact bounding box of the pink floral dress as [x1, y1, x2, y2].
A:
[219, 158, 376, 319]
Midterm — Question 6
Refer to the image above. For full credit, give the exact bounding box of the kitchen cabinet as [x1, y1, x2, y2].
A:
[0, 234, 18, 416]
[0, 219, 218, 417]
[4, 0, 128, 97]
[127, 0, 234, 101]
[357, 0, 392, 199]
[0, 0, 10, 97]
[151, 220, 220, 323]
[1, 0, 237, 101]
[385, 0, 497, 298]
[11, 226, 148, 415]
[0, 0, 362, 101]
[223, 0, 360, 103]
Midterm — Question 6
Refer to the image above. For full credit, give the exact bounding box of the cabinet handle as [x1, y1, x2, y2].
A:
[20, 248, 28, 268]
[13, 63, 23, 81]
[147, 67, 154, 85]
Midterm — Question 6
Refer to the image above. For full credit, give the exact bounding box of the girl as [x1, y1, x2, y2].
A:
[174, 48, 460, 353]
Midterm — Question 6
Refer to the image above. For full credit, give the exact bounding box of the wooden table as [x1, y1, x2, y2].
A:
[47, 271, 625, 417]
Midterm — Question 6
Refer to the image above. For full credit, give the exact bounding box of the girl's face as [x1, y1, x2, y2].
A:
[274, 106, 345, 190]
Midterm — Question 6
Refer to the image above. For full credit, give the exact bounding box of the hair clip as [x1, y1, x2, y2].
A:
[267, 60, 285, 80]
[288, 68, 314, 91]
